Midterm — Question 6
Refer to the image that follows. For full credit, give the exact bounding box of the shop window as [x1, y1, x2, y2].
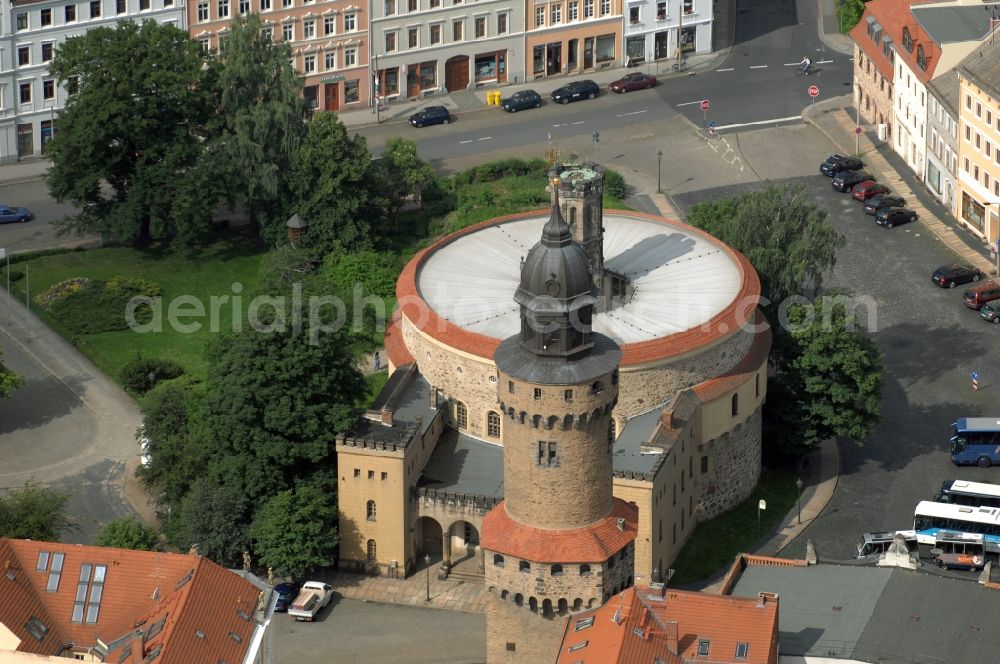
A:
[344, 79, 359, 103]
[595, 34, 615, 63]
[475, 54, 498, 81]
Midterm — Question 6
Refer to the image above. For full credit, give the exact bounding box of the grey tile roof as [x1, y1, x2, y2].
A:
[911, 7, 992, 44]
[957, 36, 1000, 102]
[612, 407, 667, 476]
[349, 369, 437, 446]
[927, 70, 961, 117]
[416, 428, 505, 499]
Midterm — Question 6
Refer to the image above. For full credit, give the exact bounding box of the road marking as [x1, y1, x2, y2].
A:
[716, 68, 735, 72]
[477, 136, 492, 141]
[784, 62, 800, 67]
[459, 140, 473, 144]
[817, 59, 833, 64]
[677, 100, 702, 107]
[571, 121, 585, 125]
[749, 65, 768, 69]
[617, 110, 648, 117]
[713, 115, 802, 130]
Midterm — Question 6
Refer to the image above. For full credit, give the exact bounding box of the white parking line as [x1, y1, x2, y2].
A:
[477, 136, 492, 141]
[713, 115, 802, 131]
[716, 68, 735, 72]
[677, 100, 702, 107]
[783, 62, 800, 67]
[459, 140, 473, 144]
[749, 65, 768, 69]
[571, 121, 585, 125]
[616, 110, 648, 117]
[817, 59, 833, 64]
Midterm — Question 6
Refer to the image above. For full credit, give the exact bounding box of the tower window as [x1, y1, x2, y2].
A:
[579, 564, 591, 575]
[533, 387, 542, 400]
[366, 500, 377, 521]
[456, 401, 467, 428]
[590, 381, 602, 395]
[731, 393, 739, 417]
[519, 561, 530, 573]
[551, 564, 563, 576]
[608, 419, 616, 447]
[509, 380, 515, 394]
[755, 373, 760, 397]
[537, 441, 558, 466]
[493, 554, 505, 567]
[487, 411, 501, 437]
[701, 456, 708, 474]
[366, 539, 377, 562]
[564, 389, 573, 402]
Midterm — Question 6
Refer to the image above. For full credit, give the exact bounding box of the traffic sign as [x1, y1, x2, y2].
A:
[700, 99, 710, 111]
[708, 120, 717, 129]
[972, 371, 980, 380]
[855, 127, 863, 135]
[808, 85, 819, 98]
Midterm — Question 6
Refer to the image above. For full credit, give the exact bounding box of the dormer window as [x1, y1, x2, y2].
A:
[916, 44, 928, 71]
[902, 27, 913, 53]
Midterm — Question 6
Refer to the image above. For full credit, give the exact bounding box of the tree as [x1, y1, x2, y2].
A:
[0, 481, 73, 540]
[94, 515, 159, 550]
[46, 21, 212, 245]
[766, 298, 883, 456]
[288, 113, 386, 254]
[205, 14, 307, 242]
[688, 184, 844, 315]
[0, 348, 22, 398]
[177, 478, 249, 566]
[838, 0, 868, 33]
[377, 137, 435, 230]
[251, 482, 338, 578]
[137, 383, 209, 510]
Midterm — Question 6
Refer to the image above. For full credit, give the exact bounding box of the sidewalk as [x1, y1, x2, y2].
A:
[326, 561, 489, 614]
[0, 157, 49, 186]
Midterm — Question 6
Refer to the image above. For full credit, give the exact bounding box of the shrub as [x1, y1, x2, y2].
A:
[603, 169, 628, 199]
[4, 270, 24, 282]
[43, 276, 161, 334]
[321, 249, 400, 300]
[121, 356, 185, 394]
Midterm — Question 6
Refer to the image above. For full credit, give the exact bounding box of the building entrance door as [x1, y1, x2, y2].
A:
[567, 39, 578, 71]
[324, 83, 340, 111]
[16, 124, 32, 159]
[583, 37, 594, 70]
[445, 56, 469, 91]
[407, 68, 419, 98]
[546, 42, 561, 76]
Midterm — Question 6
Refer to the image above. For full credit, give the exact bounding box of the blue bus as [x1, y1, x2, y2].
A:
[950, 418, 1000, 466]
[936, 480, 1000, 508]
[913, 501, 1000, 553]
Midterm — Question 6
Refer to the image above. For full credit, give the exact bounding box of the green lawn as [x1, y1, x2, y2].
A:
[670, 468, 799, 585]
[9, 237, 266, 381]
[364, 372, 389, 407]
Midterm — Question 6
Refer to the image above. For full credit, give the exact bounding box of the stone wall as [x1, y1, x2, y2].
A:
[485, 594, 569, 664]
[697, 406, 762, 520]
[485, 553, 607, 613]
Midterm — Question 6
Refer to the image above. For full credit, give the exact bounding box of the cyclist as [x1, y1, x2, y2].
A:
[799, 56, 813, 75]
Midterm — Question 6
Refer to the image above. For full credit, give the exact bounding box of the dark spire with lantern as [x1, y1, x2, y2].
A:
[512, 178, 596, 359]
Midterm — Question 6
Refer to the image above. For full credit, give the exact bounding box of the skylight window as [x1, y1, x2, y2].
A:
[698, 639, 710, 656]
[574, 616, 594, 631]
[46, 553, 64, 592]
[25, 617, 48, 641]
[72, 563, 108, 623]
[568, 641, 588, 652]
[36, 551, 49, 571]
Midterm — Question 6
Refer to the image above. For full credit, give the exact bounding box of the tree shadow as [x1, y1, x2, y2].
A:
[732, 0, 800, 47]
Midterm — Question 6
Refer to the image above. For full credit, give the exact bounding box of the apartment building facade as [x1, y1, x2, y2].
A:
[1, 0, 185, 162]
[956, 38, 1000, 244]
[850, 5, 897, 145]
[368, 0, 525, 99]
[925, 72, 959, 212]
[187, 0, 369, 112]
[622, 0, 711, 67]
[525, 0, 623, 78]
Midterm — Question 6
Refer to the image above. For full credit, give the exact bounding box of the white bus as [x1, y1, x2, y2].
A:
[936, 479, 1000, 508]
[913, 501, 1000, 551]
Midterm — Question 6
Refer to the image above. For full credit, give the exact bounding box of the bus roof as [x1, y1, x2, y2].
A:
[915, 500, 1000, 526]
[941, 479, 1000, 498]
[954, 417, 1000, 431]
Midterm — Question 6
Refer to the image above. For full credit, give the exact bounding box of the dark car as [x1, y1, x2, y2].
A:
[821, 155, 864, 176]
[874, 207, 917, 228]
[551, 80, 600, 104]
[501, 89, 542, 112]
[851, 180, 890, 201]
[932, 263, 984, 288]
[980, 300, 1000, 324]
[864, 194, 905, 215]
[274, 582, 301, 612]
[962, 281, 1000, 309]
[0, 205, 32, 223]
[609, 72, 656, 93]
[832, 170, 874, 192]
[409, 105, 451, 127]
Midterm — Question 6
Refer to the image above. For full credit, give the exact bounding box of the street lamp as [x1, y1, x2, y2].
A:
[424, 552, 432, 602]
[795, 477, 804, 524]
[656, 149, 663, 193]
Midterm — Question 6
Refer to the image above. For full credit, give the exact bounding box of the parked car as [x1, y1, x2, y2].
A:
[288, 581, 334, 621]
[609, 72, 656, 93]
[551, 80, 600, 104]
[932, 263, 984, 288]
[874, 207, 917, 228]
[980, 300, 1000, 324]
[851, 181, 891, 201]
[864, 194, 906, 215]
[962, 281, 1000, 310]
[820, 155, 864, 176]
[501, 90, 542, 112]
[832, 170, 875, 192]
[408, 105, 451, 127]
[273, 582, 301, 612]
[0, 205, 32, 223]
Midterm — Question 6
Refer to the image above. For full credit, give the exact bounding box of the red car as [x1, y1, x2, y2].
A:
[609, 72, 657, 93]
[851, 180, 890, 201]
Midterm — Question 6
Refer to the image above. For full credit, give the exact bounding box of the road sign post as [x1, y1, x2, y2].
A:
[700, 99, 709, 128]
[972, 371, 980, 392]
[708, 119, 717, 137]
[808, 85, 819, 111]
[855, 125, 863, 156]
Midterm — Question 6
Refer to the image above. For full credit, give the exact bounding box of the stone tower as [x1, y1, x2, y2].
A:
[549, 162, 605, 290]
[481, 180, 638, 663]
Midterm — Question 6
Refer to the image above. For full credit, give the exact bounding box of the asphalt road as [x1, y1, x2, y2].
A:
[673, 170, 1000, 562]
[0, 178, 91, 254]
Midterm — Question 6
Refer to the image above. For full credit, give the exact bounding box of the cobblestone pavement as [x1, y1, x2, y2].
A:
[326, 559, 489, 614]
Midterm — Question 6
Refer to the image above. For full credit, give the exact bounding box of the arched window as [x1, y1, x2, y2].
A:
[493, 554, 505, 567]
[514, 593, 524, 606]
[579, 564, 591, 576]
[731, 393, 739, 417]
[487, 411, 501, 437]
[569, 207, 577, 226]
[519, 560, 530, 573]
[529, 597, 538, 613]
[366, 539, 377, 562]
[456, 402, 467, 429]
[366, 500, 377, 521]
[558, 598, 568, 615]
[551, 564, 563, 576]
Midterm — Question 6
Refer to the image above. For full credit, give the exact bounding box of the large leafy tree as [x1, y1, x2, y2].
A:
[205, 13, 307, 241]
[46, 20, 212, 245]
[688, 184, 844, 315]
[377, 137, 435, 231]
[178, 478, 250, 565]
[94, 515, 159, 550]
[765, 298, 884, 456]
[288, 113, 386, 254]
[0, 348, 22, 398]
[137, 383, 209, 510]
[251, 482, 339, 578]
[0, 481, 73, 540]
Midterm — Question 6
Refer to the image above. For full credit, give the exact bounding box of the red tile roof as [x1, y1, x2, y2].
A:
[557, 585, 780, 664]
[481, 499, 638, 563]
[384, 309, 414, 368]
[395, 210, 761, 368]
[850, 0, 942, 85]
[0, 539, 263, 663]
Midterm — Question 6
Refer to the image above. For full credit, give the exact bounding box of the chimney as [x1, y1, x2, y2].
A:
[664, 621, 679, 654]
[757, 591, 779, 607]
[617, 518, 625, 531]
[380, 405, 394, 426]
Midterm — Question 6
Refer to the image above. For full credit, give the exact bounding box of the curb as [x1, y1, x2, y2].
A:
[0, 174, 46, 187]
[815, 0, 854, 56]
